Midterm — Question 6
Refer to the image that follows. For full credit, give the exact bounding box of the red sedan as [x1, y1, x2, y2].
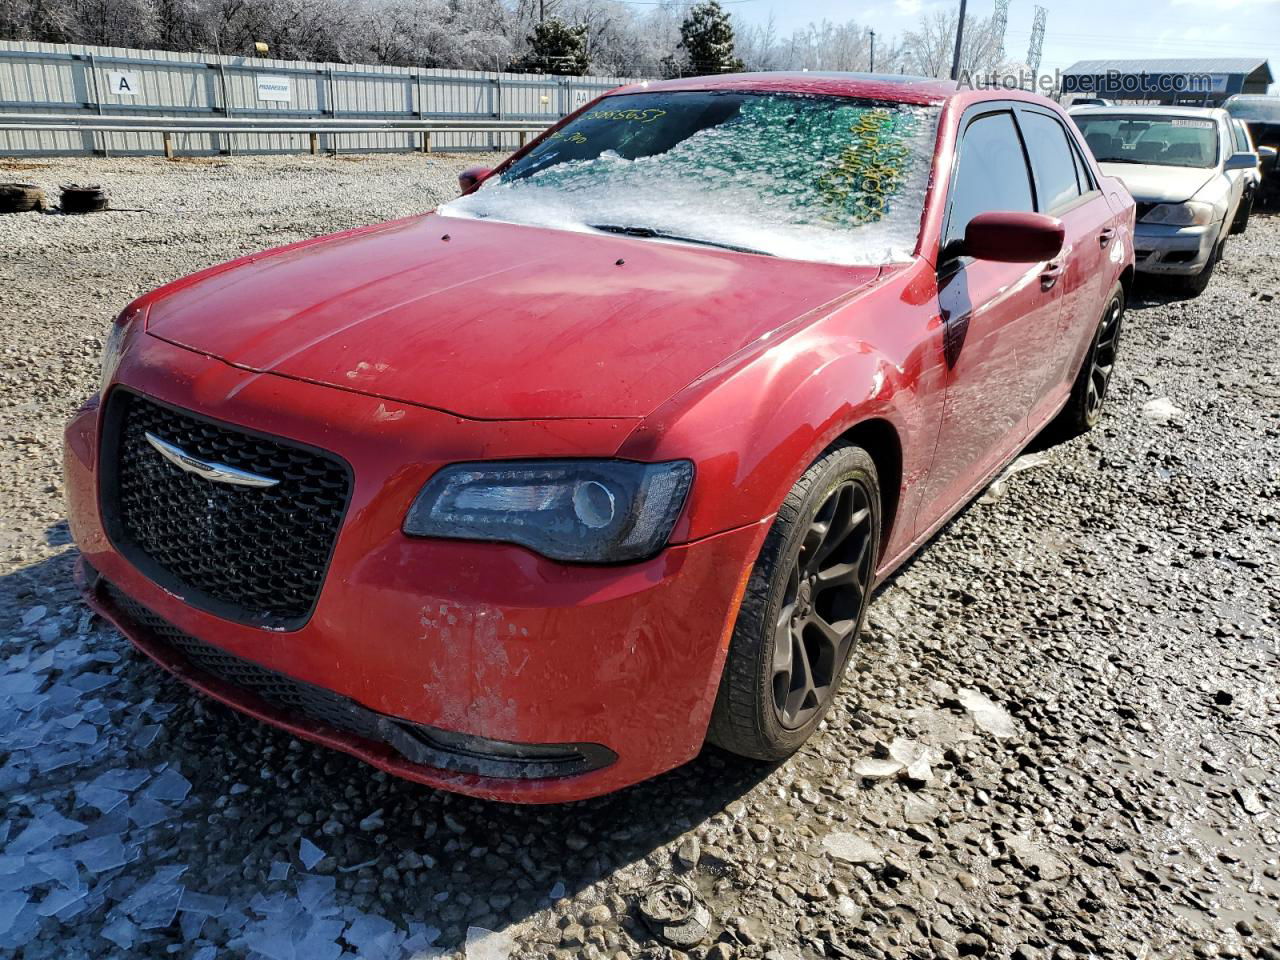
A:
[65, 73, 1134, 802]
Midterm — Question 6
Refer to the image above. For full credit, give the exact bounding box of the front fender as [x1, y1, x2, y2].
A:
[620, 270, 947, 556]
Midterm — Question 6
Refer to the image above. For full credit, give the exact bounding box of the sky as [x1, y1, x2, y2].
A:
[732, 0, 1280, 93]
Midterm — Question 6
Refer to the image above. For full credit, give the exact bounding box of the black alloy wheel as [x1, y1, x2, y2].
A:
[708, 443, 881, 761]
[1085, 292, 1122, 423]
[771, 480, 875, 729]
[1055, 281, 1125, 437]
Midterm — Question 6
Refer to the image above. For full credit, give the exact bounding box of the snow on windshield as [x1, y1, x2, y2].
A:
[440, 93, 941, 266]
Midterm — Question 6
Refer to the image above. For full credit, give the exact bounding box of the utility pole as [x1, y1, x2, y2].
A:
[869, 30, 876, 73]
[949, 0, 967, 82]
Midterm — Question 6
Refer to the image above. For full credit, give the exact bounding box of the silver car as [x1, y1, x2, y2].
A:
[1070, 105, 1257, 294]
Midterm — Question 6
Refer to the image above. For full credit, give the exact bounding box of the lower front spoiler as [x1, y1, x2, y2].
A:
[79, 558, 621, 804]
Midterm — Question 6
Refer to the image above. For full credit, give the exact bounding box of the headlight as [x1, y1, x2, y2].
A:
[403, 460, 694, 563]
[1140, 201, 1214, 226]
[99, 305, 141, 394]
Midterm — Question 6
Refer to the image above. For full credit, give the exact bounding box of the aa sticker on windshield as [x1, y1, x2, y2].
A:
[1171, 119, 1214, 128]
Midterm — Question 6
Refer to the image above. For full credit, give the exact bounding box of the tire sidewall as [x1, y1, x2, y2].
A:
[751, 447, 881, 754]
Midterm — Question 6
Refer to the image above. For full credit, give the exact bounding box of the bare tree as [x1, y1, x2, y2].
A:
[900, 6, 1003, 79]
[0, 0, 995, 80]
[733, 12, 779, 72]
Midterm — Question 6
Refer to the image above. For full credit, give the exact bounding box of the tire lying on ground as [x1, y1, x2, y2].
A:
[0, 183, 45, 214]
[60, 184, 109, 214]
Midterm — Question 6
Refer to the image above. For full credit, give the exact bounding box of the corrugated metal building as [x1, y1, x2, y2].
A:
[0, 40, 640, 157]
[1062, 57, 1273, 105]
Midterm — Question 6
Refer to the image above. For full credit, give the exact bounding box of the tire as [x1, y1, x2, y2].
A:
[707, 443, 880, 761]
[0, 183, 44, 214]
[1055, 281, 1124, 437]
[1177, 236, 1222, 297]
[1230, 194, 1253, 235]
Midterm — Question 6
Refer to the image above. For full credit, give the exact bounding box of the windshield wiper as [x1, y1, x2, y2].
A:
[588, 223, 774, 257]
[1097, 157, 1148, 164]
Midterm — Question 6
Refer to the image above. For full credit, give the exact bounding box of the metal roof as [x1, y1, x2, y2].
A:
[1063, 58, 1272, 80]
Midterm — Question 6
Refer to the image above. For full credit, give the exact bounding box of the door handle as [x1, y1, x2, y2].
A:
[1099, 227, 1117, 248]
[1041, 260, 1064, 291]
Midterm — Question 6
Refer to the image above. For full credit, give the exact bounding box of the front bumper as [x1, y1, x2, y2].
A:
[1132, 219, 1223, 276]
[65, 338, 764, 802]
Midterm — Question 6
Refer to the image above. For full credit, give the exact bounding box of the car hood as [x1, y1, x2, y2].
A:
[145, 214, 878, 420]
[1099, 163, 1218, 203]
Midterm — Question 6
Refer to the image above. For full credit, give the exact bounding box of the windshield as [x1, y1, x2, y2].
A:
[439, 91, 941, 266]
[1073, 114, 1220, 169]
[1226, 97, 1280, 124]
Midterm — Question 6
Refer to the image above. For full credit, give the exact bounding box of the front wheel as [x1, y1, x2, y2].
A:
[1231, 194, 1253, 235]
[707, 444, 880, 761]
[1054, 281, 1124, 437]
[1177, 236, 1223, 297]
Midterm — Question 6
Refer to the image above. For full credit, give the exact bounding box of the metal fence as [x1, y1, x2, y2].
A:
[0, 40, 641, 157]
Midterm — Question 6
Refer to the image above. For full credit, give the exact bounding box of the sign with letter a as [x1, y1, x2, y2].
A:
[108, 72, 139, 96]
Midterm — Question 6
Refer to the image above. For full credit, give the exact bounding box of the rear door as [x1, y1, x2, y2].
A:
[1230, 119, 1259, 200]
[919, 107, 1063, 529]
[1014, 105, 1117, 425]
[1219, 116, 1247, 222]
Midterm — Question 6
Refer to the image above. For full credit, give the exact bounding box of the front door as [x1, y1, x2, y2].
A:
[918, 108, 1064, 529]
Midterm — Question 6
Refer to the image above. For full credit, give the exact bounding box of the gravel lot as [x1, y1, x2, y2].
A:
[1, 154, 1277, 960]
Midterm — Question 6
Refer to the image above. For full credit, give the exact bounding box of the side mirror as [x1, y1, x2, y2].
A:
[458, 166, 492, 194]
[1224, 151, 1258, 172]
[963, 211, 1065, 263]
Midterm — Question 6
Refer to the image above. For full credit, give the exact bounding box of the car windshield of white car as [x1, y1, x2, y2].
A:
[439, 91, 941, 266]
[1075, 115, 1219, 169]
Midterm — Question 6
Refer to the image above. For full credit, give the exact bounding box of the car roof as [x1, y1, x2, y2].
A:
[1070, 104, 1227, 120]
[608, 71, 963, 106]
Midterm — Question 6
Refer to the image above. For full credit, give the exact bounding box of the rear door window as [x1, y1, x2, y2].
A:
[943, 111, 1035, 256]
[1020, 111, 1084, 212]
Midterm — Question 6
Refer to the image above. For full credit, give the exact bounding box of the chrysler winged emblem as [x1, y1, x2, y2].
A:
[144, 432, 280, 489]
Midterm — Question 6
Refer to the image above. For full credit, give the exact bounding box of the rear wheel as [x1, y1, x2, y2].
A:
[1055, 281, 1123, 437]
[707, 444, 880, 761]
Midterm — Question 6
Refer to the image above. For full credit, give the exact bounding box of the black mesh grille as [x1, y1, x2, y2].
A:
[100, 390, 352, 629]
[104, 582, 382, 740]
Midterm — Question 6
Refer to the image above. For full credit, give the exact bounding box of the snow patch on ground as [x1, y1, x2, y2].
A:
[0, 605, 451, 958]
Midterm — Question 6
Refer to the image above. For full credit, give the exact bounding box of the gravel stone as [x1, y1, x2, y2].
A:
[0, 155, 1277, 960]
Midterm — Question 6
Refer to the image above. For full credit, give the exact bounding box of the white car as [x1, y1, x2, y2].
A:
[1070, 105, 1257, 294]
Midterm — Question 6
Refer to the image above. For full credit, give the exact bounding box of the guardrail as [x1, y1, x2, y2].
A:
[0, 113, 555, 157]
